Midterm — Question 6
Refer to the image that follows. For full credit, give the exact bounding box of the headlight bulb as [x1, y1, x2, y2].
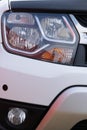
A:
[7, 108, 26, 126]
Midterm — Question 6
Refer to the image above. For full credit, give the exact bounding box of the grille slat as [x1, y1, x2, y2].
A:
[75, 15, 87, 27]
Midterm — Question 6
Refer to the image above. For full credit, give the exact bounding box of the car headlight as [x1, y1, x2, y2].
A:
[2, 12, 79, 65]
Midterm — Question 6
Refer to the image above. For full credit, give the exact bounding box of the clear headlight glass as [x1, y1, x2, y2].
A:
[2, 12, 79, 65]
[37, 16, 74, 42]
[8, 27, 41, 51]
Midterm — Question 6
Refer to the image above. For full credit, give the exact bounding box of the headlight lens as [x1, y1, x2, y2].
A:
[2, 12, 79, 65]
[8, 27, 41, 50]
[38, 16, 74, 42]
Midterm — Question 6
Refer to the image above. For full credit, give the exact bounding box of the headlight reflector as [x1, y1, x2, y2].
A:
[2, 12, 79, 65]
[38, 16, 75, 42]
[8, 27, 41, 51]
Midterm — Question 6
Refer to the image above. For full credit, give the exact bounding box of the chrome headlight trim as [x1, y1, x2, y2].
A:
[70, 14, 87, 45]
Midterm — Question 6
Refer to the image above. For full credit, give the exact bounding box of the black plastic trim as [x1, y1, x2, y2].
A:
[11, 0, 87, 13]
[74, 44, 87, 67]
[0, 98, 47, 130]
[71, 120, 87, 130]
[75, 15, 87, 27]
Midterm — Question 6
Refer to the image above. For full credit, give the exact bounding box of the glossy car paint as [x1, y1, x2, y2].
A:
[36, 87, 87, 130]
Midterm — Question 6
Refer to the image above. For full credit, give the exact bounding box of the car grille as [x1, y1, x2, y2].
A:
[75, 15, 87, 27]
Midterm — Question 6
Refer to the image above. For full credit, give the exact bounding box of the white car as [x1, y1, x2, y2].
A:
[0, 0, 87, 130]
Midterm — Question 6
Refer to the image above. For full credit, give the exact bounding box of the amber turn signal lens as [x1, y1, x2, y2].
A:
[42, 48, 73, 64]
[42, 51, 54, 61]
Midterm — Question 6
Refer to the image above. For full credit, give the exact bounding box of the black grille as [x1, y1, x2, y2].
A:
[75, 15, 87, 27]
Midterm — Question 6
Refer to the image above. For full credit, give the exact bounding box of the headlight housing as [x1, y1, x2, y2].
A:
[2, 12, 79, 65]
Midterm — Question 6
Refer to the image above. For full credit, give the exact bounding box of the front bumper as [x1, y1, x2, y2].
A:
[1, 0, 87, 130]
